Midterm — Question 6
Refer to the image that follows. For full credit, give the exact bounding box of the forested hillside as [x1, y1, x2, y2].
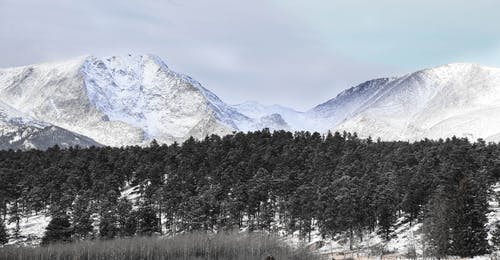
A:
[1, 130, 499, 257]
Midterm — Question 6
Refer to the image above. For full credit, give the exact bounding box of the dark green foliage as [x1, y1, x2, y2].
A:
[422, 189, 451, 258]
[491, 223, 500, 250]
[116, 198, 136, 237]
[422, 141, 491, 257]
[41, 214, 73, 245]
[0, 132, 498, 257]
[0, 218, 8, 245]
[8, 202, 21, 239]
[99, 200, 118, 240]
[449, 175, 490, 256]
[137, 204, 159, 236]
[72, 194, 93, 239]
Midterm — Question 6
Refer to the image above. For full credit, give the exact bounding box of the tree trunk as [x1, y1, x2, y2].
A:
[349, 227, 354, 250]
[158, 203, 163, 235]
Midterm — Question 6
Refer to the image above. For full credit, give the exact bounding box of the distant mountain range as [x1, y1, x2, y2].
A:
[0, 54, 499, 149]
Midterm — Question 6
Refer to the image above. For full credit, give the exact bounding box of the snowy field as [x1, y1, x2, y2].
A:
[4, 183, 500, 259]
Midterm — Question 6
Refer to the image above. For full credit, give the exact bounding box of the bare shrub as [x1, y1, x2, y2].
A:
[0, 232, 320, 260]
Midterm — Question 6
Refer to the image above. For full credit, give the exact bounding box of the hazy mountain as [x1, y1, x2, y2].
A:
[231, 101, 302, 130]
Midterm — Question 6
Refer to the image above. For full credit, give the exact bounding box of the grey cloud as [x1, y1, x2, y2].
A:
[0, 0, 408, 110]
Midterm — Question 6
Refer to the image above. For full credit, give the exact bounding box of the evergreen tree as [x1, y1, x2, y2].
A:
[491, 223, 500, 250]
[8, 202, 21, 239]
[0, 218, 8, 245]
[376, 171, 398, 240]
[99, 201, 118, 240]
[137, 204, 159, 236]
[449, 175, 490, 257]
[422, 188, 450, 258]
[117, 198, 137, 237]
[72, 194, 93, 239]
[0, 131, 497, 258]
[41, 214, 73, 245]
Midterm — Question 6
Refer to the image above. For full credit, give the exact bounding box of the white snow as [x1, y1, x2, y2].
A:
[4, 182, 500, 260]
[328, 63, 500, 141]
[5, 213, 51, 246]
[0, 54, 258, 147]
[3, 56, 500, 146]
[232, 101, 303, 129]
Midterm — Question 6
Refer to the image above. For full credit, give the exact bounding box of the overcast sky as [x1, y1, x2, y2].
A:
[1, 0, 500, 110]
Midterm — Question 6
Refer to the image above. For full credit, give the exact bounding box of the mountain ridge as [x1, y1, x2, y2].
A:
[328, 62, 500, 141]
[0, 100, 100, 150]
[1, 56, 500, 150]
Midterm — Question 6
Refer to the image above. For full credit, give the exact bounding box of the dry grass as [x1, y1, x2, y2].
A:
[0, 232, 320, 260]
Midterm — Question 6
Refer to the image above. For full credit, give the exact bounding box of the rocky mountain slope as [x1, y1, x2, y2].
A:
[315, 63, 500, 141]
[0, 100, 99, 150]
[1, 56, 500, 149]
[0, 55, 286, 147]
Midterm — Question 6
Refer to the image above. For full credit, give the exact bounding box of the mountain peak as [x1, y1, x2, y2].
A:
[2, 56, 500, 149]
[86, 54, 170, 69]
[330, 62, 500, 141]
[408, 62, 500, 79]
[0, 54, 252, 146]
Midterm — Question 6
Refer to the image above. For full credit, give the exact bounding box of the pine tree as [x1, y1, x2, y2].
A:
[137, 204, 159, 236]
[0, 130, 500, 257]
[449, 175, 490, 257]
[99, 201, 118, 240]
[41, 214, 73, 245]
[0, 218, 8, 245]
[491, 223, 500, 250]
[376, 171, 398, 240]
[422, 189, 450, 258]
[72, 194, 93, 239]
[8, 202, 21, 239]
[117, 198, 136, 237]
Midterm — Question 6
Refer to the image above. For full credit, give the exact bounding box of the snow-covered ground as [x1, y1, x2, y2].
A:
[4, 183, 500, 260]
[284, 183, 500, 259]
[5, 213, 51, 246]
[281, 218, 422, 259]
[3, 184, 141, 246]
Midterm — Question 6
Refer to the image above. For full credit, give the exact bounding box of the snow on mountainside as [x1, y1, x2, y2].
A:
[232, 101, 304, 130]
[309, 78, 394, 128]
[0, 54, 263, 147]
[2, 56, 500, 147]
[80, 54, 251, 144]
[0, 100, 100, 150]
[313, 63, 500, 141]
[236, 63, 500, 141]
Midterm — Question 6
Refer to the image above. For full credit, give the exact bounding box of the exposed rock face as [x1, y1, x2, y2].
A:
[0, 101, 100, 150]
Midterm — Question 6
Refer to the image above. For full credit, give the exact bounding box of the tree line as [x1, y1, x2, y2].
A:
[0, 130, 499, 257]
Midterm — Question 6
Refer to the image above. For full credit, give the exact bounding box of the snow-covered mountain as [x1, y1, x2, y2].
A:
[235, 63, 500, 141]
[308, 78, 394, 129]
[313, 63, 500, 141]
[0, 54, 272, 147]
[231, 101, 305, 130]
[2, 56, 500, 148]
[0, 100, 99, 150]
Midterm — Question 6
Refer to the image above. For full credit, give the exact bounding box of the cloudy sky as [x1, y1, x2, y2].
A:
[1, 0, 500, 110]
